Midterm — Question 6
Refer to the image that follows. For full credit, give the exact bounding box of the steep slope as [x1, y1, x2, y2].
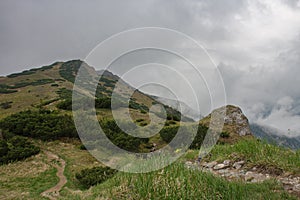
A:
[151, 95, 202, 121]
[0, 60, 190, 123]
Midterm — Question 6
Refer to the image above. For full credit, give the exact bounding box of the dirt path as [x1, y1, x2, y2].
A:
[41, 151, 67, 200]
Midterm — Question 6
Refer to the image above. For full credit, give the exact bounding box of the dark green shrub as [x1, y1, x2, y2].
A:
[0, 140, 8, 157]
[0, 109, 78, 141]
[75, 166, 117, 189]
[100, 119, 149, 152]
[57, 99, 72, 110]
[220, 131, 230, 138]
[0, 136, 40, 165]
[59, 60, 82, 83]
[140, 122, 148, 127]
[135, 119, 144, 122]
[160, 124, 208, 149]
[0, 102, 12, 109]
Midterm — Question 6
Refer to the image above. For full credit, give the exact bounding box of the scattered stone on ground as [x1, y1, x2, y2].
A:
[185, 160, 300, 198]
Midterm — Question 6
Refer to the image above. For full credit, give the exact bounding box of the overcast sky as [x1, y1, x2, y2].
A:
[1, 0, 300, 136]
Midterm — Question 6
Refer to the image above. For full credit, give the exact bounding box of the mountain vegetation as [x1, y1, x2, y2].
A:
[0, 60, 299, 199]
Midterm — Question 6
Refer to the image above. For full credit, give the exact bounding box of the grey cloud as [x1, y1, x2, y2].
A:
[1, 0, 300, 136]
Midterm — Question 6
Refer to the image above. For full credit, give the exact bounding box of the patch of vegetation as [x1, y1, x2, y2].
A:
[29, 62, 58, 72]
[129, 99, 149, 113]
[3, 79, 55, 90]
[56, 99, 72, 110]
[59, 60, 83, 83]
[96, 163, 296, 200]
[56, 88, 72, 100]
[135, 119, 144, 122]
[160, 124, 208, 149]
[0, 101, 13, 109]
[220, 131, 230, 138]
[7, 70, 36, 78]
[207, 138, 300, 174]
[0, 136, 40, 165]
[0, 84, 17, 94]
[139, 122, 148, 127]
[39, 98, 59, 107]
[100, 119, 149, 152]
[95, 97, 111, 109]
[75, 166, 117, 189]
[0, 109, 78, 141]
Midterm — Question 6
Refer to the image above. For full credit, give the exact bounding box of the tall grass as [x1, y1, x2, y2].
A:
[84, 162, 296, 200]
[207, 138, 300, 174]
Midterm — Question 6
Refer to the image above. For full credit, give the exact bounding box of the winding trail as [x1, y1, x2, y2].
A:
[41, 151, 67, 200]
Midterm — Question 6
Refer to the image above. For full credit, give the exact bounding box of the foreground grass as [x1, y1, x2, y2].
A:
[203, 138, 300, 175]
[0, 139, 298, 199]
[0, 153, 58, 200]
[62, 163, 296, 200]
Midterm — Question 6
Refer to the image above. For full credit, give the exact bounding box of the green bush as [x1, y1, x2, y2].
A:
[0, 101, 12, 109]
[59, 60, 82, 83]
[0, 136, 40, 165]
[220, 131, 230, 138]
[0, 109, 78, 141]
[160, 124, 208, 149]
[0, 84, 17, 94]
[135, 119, 144, 122]
[100, 119, 149, 152]
[75, 166, 117, 189]
[56, 99, 72, 110]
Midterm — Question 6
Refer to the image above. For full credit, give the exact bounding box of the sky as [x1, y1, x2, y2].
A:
[1, 0, 300, 136]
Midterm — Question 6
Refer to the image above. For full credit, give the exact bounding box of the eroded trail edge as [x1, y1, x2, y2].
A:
[41, 151, 67, 200]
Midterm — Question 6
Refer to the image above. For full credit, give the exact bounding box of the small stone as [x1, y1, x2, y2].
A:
[223, 160, 231, 165]
[185, 161, 193, 166]
[205, 161, 217, 168]
[233, 161, 245, 169]
[293, 184, 300, 192]
[214, 163, 229, 170]
[245, 171, 255, 181]
[218, 169, 229, 174]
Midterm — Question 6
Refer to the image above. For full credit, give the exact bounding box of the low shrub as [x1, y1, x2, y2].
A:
[75, 166, 117, 188]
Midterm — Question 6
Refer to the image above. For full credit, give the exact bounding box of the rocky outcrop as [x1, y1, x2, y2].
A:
[200, 105, 252, 137]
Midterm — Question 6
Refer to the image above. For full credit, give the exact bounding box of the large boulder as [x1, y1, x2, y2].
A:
[200, 105, 252, 137]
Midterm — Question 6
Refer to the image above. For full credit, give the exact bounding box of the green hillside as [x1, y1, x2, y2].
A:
[0, 60, 299, 199]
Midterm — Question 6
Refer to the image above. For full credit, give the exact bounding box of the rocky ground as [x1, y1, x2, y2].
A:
[185, 159, 300, 198]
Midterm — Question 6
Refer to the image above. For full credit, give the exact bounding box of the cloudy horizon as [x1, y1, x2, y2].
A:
[1, 0, 300, 136]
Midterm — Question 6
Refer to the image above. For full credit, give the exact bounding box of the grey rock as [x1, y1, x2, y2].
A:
[223, 160, 231, 165]
[214, 163, 229, 170]
[293, 184, 300, 192]
[233, 161, 245, 169]
[205, 161, 218, 168]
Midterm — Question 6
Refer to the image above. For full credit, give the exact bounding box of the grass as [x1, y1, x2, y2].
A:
[0, 152, 58, 200]
[205, 138, 300, 175]
[0, 139, 298, 199]
[64, 163, 296, 200]
[0, 64, 73, 119]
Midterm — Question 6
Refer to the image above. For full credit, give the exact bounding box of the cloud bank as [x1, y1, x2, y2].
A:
[1, 0, 300, 135]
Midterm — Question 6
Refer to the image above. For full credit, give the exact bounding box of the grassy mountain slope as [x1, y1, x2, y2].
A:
[0, 61, 299, 199]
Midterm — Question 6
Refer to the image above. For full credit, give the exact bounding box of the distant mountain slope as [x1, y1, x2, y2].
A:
[0, 60, 192, 123]
[151, 95, 201, 121]
[250, 123, 300, 150]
